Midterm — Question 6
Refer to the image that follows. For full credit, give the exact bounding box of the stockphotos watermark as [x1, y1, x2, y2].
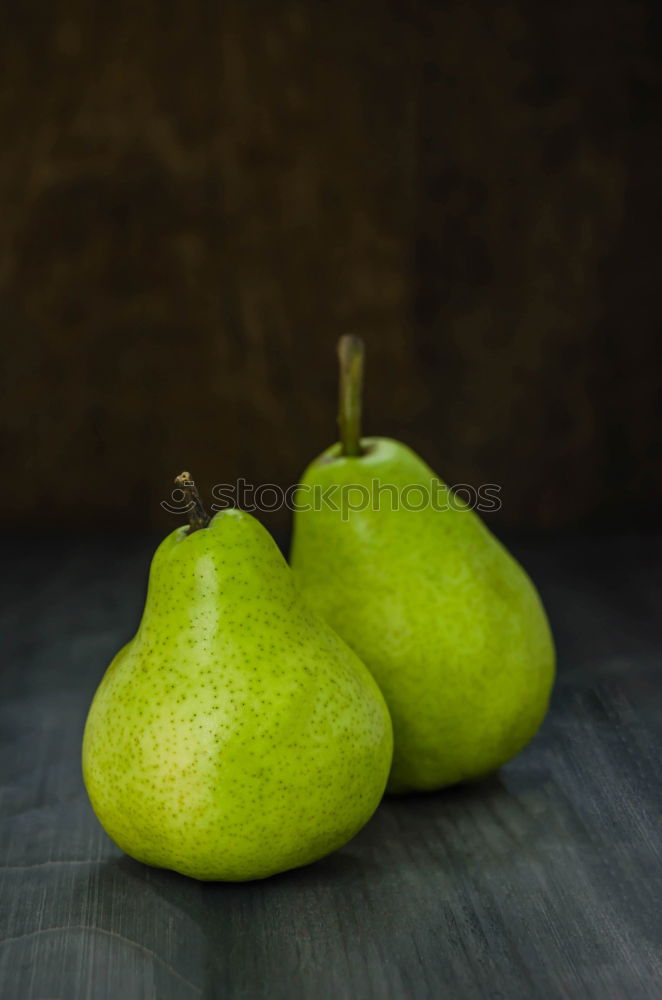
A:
[162, 479, 502, 522]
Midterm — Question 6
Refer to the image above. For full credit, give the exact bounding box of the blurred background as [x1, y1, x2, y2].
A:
[1, 0, 660, 538]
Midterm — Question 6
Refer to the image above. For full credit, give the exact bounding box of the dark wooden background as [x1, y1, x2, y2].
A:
[1, 0, 660, 534]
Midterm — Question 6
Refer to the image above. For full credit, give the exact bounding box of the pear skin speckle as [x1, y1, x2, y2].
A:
[82, 509, 393, 880]
[290, 438, 556, 794]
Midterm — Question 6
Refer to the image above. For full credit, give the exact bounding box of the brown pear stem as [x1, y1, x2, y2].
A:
[174, 472, 210, 532]
[337, 335, 365, 456]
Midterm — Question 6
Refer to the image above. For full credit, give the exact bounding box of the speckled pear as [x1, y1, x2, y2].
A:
[83, 481, 392, 881]
[290, 338, 555, 794]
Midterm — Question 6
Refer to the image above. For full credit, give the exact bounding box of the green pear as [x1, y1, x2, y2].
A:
[83, 474, 392, 880]
[290, 338, 555, 794]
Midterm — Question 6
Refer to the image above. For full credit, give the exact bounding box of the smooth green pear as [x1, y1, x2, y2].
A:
[290, 338, 555, 794]
[83, 478, 392, 881]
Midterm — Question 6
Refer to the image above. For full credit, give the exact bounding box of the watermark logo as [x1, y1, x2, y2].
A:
[162, 479, 502, 522]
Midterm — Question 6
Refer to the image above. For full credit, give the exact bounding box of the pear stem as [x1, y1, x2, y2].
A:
[337, 335, 365, 456]
[174, 472, 210, 532]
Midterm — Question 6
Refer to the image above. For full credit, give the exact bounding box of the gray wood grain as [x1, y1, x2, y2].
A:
[1, 534, 661, 999]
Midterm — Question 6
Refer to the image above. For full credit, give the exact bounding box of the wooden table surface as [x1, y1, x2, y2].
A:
[1, 532, 661, 999]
